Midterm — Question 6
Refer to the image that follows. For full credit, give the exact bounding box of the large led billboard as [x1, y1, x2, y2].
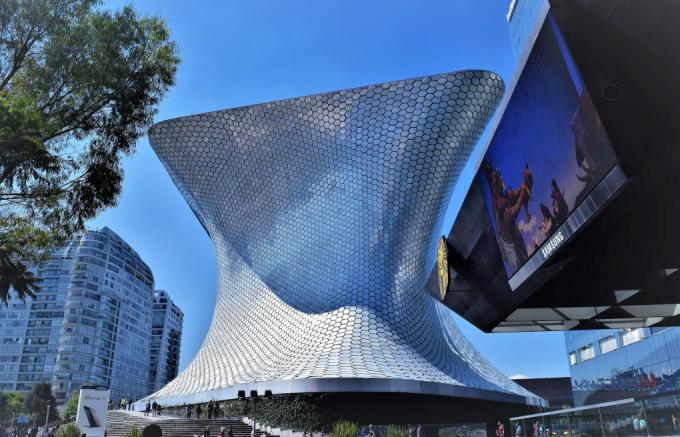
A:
[479, 14, 623, 286]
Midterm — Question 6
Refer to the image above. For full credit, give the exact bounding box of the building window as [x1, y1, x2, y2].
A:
[579, 345, 595, 361]
[600, 336, 618, 354]
[621, 328, 645, 346]
[568, 351, 577, 365]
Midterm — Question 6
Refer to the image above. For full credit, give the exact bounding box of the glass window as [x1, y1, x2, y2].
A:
[622, 328, 645, 346]
[579, 344, 595, 361]
[569, 351, 577, 365]
[600, 335, 618, 354]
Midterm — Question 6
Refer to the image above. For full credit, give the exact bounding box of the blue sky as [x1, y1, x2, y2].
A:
[91, 0, 569, 378]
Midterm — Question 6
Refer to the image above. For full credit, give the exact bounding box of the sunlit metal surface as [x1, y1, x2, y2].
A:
[147, 71, 543, 406]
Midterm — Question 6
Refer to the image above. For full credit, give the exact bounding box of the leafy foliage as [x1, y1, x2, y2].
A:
[56, 423, 81, 437]
[0, 391, 25, 424]
[23, 382, 59, 423]
[62, 390, 79, 421]
[332, 421, 358, 437]
[124, 425, 142, 437]
[221, 394, 326, 432]
[386, 425, 408, 437]
[0, 0, 178, 303]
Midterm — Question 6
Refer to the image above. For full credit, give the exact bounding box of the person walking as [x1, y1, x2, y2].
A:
[186, 405, 193, 419]
[196, 404, 203, 420]
[157, 403, 162, 417]
[227, 427, 234, 437]
[145, 401, 151, 417]
[203, 427, 210, 437]
[207, 401, 213, 420]
[220, 427, 226, 437]
[496, 421, 505, 437]
[152, 401, 158, 418]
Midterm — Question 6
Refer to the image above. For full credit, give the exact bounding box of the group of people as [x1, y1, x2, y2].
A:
[185, 400, 222, 419]
[144, 400, 164, 417]
[197, 426, 234, 437]
[107, 397, 137, 411]
[2, 426, 56, 437]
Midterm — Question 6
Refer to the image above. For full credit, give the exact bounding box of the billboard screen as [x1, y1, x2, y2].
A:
[479, 14, 618, 279]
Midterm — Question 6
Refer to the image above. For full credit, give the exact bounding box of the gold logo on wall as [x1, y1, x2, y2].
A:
[437, 236, 449, 301]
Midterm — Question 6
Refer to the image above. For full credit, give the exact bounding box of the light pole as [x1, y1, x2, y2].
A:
[238, 389, 271, 437]
[249, 391, 258, 437]
[45, 401, 51, 428]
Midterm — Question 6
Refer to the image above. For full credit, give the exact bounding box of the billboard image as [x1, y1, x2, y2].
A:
[479, 15, 618, 278]
[76, 386, 110, 437]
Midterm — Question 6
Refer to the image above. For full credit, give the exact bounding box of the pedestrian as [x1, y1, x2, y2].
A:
[227, 427, 233, 437]
[145, 401, 151, 417]
[496, 421, 505, 437]
[196, 404, 203, 419]
[207, 401, 213, 420]
[157, 403, 162, 417]
[186, 405, 193, 419]
[108, 399, 113, 411]
[152, 401, 158, 418]
[220, 428, 226, 437]
[203, 427, 210, 437]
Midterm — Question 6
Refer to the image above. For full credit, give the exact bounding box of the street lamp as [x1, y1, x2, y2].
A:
[246, 390, 272, 437]
[44, 401, 52, 428]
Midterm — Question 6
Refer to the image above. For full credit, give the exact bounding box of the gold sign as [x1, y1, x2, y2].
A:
[437, 236, 449, 300]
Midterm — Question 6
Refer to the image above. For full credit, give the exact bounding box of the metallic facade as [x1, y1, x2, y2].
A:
[147, 71, 542, 406]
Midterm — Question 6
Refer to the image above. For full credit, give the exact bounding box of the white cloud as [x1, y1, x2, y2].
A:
[510, 374, 529, 380]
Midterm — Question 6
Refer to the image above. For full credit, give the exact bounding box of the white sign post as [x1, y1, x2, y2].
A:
[76, 386, 110, 437]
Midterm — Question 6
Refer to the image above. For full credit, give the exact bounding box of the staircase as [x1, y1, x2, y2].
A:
[106, 411, 276, 437]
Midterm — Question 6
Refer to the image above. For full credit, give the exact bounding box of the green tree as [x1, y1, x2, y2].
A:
[62, 390, 79, 420]
[386, 426, 408, 437]
[0, 391, 25, 424]
[124, 425, 142, 437]
[0, 0, 179, 303]
[56, 423, 81, 437]
[332, 420, 358, 437]
[23, 382, 59, 423]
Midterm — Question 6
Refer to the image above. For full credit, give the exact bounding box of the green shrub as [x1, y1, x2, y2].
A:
[56, 423, 81, 437]
[332, 420, 358, 437]
[125, 425, 142, 437]
[386, 425, 408, 437]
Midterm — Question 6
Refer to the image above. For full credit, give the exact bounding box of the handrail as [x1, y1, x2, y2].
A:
[45, 415, 75, 429]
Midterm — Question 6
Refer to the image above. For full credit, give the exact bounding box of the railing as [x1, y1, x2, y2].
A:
[45, 415, 75, 429]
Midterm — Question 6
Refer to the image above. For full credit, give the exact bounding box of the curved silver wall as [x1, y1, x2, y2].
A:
[147, 71, 544, 407]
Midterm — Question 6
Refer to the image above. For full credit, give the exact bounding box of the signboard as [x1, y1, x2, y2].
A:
[16, 417, 30, 424]
[436, 237, 449, 300]
[76, 386, 110, 437]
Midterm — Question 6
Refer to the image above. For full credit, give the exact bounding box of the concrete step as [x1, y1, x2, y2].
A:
[105, 411, 277, 437]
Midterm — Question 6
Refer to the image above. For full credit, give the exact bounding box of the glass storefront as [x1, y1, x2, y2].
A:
[510, 391, 680, 437]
